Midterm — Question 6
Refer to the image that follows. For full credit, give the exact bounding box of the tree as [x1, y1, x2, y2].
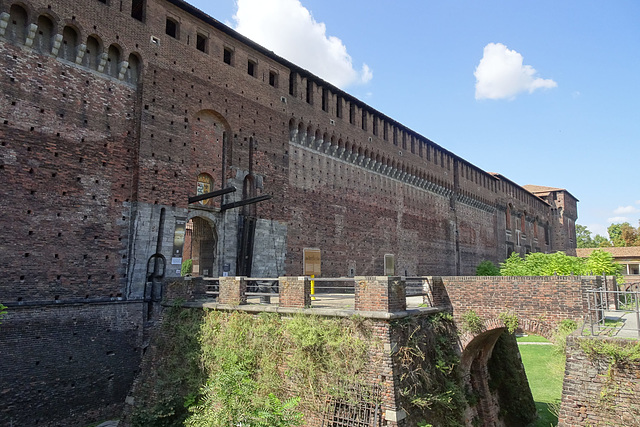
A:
[576, 224, 595, 248]
[499, 251, 621, 280]
[608, 222, 640, 247]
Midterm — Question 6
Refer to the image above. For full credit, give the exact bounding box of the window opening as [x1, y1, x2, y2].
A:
[269, 70, 278, 87]
[306, 79, 313, 104]
[165, 17, 178, 38]
[247, 59, 256, 76]
[349, 103, 356, 125]
[196, 33, 207, 52]
[131, 0, 144, 21]
[322, 87, 329, 112]
[223, 47, 233, 65]
[336, 96, 342, 118]
[361, 109, 367, 131]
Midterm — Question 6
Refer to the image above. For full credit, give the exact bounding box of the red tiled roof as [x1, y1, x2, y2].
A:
[575, 247, 640, 259]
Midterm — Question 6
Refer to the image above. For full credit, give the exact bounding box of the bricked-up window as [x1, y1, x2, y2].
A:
[268, 70, 278, 87]
[131, 0, 145, 21]
[289, 71, 297, 96]
[336, 96, 343, 118]
[223, 47, 233, 65]
[165, 17, 178, 39]
[196, 33, 208, 53]
[361, 109, 367, 131]
[521, 212, 526, 233]
[106, 44, 121, 77]
[8, 5, 28, 43]
[321, 87, 329, 112]
[506, 204, 512, 229]
[247, 59, 256, 77]
[349, 103, 356, 125]
[126, 53, 141, 85]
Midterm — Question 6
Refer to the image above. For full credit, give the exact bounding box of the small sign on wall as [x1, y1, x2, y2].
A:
[172, 217, 187, 262]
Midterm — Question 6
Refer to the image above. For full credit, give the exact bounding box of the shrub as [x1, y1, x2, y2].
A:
[181, 259, 193, 276]
[475, 260, 500, 276]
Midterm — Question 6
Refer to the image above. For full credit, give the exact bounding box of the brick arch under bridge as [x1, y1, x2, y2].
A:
[424, 274, 603, 425]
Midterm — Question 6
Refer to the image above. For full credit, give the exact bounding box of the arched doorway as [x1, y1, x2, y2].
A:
[184, 217, 218, 277]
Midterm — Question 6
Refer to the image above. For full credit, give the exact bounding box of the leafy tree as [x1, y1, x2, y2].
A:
[499, 250, 622, 280]
[608, 222, 640, 247]
[576, 224, 594, 248]
[593, 234, 610, 247]
[475, 260, 500, 276]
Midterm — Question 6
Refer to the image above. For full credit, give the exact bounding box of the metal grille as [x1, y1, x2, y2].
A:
[321, 385, 382, 427]
[587, 283, 640, 338]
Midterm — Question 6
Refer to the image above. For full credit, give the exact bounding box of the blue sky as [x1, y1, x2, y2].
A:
[189, 0, 640, 238]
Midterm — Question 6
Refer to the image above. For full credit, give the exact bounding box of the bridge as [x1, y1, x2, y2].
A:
[164, 273, 613, 426]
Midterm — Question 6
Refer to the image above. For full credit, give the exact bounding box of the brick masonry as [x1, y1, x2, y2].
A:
[0, 302, 144, 427]
[0, 0, 582, 425]
[558, 336, 640, 427]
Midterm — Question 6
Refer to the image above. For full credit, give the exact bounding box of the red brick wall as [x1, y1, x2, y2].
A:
[558, 336, 640, 427]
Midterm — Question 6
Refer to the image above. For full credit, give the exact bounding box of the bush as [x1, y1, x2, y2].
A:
[475, 260, 500, 276]
[181, 259, 193, 277]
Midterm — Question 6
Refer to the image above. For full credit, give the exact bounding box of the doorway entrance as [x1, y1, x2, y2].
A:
[184, 217, 218, 277]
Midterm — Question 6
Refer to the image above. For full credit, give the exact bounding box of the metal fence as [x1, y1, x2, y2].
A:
[586, 284, 640, 338]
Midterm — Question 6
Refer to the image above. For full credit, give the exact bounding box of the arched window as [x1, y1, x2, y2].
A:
[126, 53, 141, 85]
[61, 26, 78, 62]
[105, 44, 121, 77]
[83, 35, 101, 70]
[35, 15, 55, 54]
[196, 173, 214, 206]
[7, 4, 28, 44]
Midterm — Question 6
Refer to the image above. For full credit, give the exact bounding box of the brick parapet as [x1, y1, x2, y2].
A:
[279, 276, 311, 308]
[354, 276, 406, 313]
[218, 276, 247, 305]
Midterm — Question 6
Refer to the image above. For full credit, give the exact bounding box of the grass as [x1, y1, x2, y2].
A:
[517, 334, 551, 343]
[519, 336, 565, 427]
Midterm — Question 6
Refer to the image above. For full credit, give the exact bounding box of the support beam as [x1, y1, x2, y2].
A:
[188, 186, 236, 204]
[220, 195, 272, 212]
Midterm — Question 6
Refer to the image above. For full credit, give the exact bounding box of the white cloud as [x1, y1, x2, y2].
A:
[613, 206, 640, 215]
[607, 216, 629, 224]
[474, 43, 557, 100]
[232, 0, 372, 89]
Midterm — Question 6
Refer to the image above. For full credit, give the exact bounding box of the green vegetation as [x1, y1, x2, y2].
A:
[488, 332, 537, 426]
[475, 260, 500, 276]
[181, 259, 193, 277]
[131, 308, 382, 426]
[0, 303, 6, 324]
[498, 312, 519, 334]
[460, 310, 484, 334]
[499, 250, 623, 280]
[519, 341, 565, 426]
[577, 222, 640, 248]
[517, 335, 551, 343]
[393, 312, 467, 427]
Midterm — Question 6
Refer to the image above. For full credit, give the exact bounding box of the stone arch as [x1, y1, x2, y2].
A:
[83, 34, 102, 70]
[7, 3, 29, 43]
[34, 14, 55, 54]
[105, 43, 121, 77]
[60, 24, 79, 61]
[125, 52, 142, 85]
[183, 215, 218, 278]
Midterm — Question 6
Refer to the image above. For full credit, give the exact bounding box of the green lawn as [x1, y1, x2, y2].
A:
[517, 335, 552, 343]
[518, 339, 565, 427]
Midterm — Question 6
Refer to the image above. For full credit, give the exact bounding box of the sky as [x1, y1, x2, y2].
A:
[188, 0, 640, 238]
